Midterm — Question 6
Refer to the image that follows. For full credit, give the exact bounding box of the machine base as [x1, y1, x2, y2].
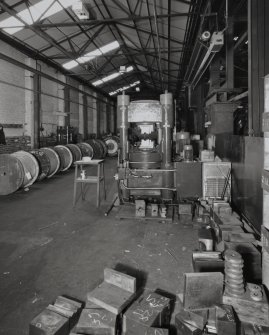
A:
[116, 204, 174, 223]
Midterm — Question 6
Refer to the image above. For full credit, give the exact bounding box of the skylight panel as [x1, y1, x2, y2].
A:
[0, 0, 77, 35]
[92, 66, 134, 87]
[109, 81, 140, 96]
[62, 41, 120, 70]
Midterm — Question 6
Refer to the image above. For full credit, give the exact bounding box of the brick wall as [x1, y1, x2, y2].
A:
[0, 40, 114, 146]
[0, 136, 31, 154]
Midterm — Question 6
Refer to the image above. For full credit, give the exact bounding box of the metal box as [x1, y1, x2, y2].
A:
[202, 162, 231, 200]
[176, 162, 202, 199]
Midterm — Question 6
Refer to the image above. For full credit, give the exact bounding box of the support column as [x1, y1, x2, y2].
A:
[57, 73, 66, 127]
[91, 91, 97, 136]
[33, 74, 41, 148]
[106, 100, 110, 134]
[96, 97, 101, 138]
[83, 94, 88, 138]
[225, 17, 234, 89]
[248, 0, 269, 136]
[78, 85, 84, 137]
[64, 86, 70, 127]
[24, 58, 35, 148]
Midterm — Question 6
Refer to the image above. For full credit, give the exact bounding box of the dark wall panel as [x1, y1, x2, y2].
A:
[215, 135, 263, 232]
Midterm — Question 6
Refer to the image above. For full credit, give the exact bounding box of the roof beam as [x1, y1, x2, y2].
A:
[126, 0, 158, 91]
[1, 13, 196, 29]
[117, 22, 184, 45]
[94, 0, 142, 88]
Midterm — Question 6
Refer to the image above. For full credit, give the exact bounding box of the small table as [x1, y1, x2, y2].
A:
[73, 159, 106, 208]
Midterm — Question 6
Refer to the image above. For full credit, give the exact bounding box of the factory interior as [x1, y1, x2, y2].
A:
[0, 0, 268, 334]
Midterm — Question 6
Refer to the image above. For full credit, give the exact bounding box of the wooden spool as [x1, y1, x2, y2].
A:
[86, 139, 103, 159]
[30, 149, 50, 181]
[39, 147, 60, 178]
[11, 150, 39, 188]
[65, 144, 82, 164]
[96, 139, 108, 158]
[104, 137, 119, 157]
[76, 142, 94, 158]
[0, 154, 24, 195]
[53, 145, 73, 171]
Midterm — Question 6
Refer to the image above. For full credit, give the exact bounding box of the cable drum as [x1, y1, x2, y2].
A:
[104, 137, 119, 157]
[96, 139, 108, 158]
[53, 145, 73, 171]
[76, 142, 94, 158]
[11, 150, 39, 188]
[86, 139, 103, 159]
[39, 147, 60, 178]
[65, 144, 82, 164]
[30, 149, 50, 181]
[0, 154, 24, 195]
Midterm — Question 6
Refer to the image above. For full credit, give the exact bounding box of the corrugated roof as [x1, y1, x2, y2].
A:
[0, 0, 201, 98]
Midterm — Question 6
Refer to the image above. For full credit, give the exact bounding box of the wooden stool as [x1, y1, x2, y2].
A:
[73, 159, 106, 208]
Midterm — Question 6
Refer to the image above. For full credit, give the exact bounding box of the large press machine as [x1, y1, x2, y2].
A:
[116, 92, 176, 203]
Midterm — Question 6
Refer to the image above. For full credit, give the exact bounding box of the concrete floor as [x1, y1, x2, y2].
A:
[0, 158, 198, 334]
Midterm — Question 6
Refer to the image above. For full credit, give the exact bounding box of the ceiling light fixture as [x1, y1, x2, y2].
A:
[109, 81, 140, 96]
[62, 41, 120, 70]
[92, 66, 133, 86]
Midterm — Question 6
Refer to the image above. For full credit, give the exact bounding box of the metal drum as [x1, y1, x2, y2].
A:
[183, 144, 193, 162]
[176, 131, 190, 155]
[65, 144, 82, 164]
[30, 149, 50, 181]
[11, 150, 39, 188]
[53, 145, 73, 171]
[129, 150, 162, 169]
[0, 154, 24, 195]
[76, 142, 94, 158]
[39, 147, 60, 178]
[104, 137, 119, 157]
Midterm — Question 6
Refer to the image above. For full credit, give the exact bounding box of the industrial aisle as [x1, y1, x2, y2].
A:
[0, 158, 197, 334]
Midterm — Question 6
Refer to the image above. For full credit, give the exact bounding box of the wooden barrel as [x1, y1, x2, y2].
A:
[104, 137, 119, 157]
[11, 150, 39, 188]
[76, 142, 94, 158]
[39, 147, 60, 178]
[53, 145, 73, 171]
[65, 144, 82, 164]
[30, 149, 50, 181]
[86, 139, 103, 159]
[0, 154, 24, 195]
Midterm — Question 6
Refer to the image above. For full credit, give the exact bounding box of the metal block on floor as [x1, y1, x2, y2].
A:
[222, 283, 269, 327]
[216, 304, 236, 335]
[75, 308, 117, 335]
[86, 268, 137, 315]
[122, 291, 171, 334]
[183, 273, 223, 310]
[29, 309, 69, 335]
[175, 308, 208, 330]
[192, 251, 224, 273]
[47, 296, 82, 329]
[175, 314, 202, 335]
[135, 200, 146, 217]
[198, 227, 214, 251]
